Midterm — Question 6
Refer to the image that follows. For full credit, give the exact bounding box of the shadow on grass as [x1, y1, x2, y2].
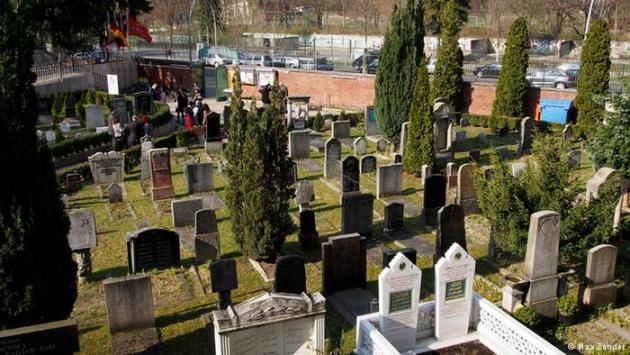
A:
[91, 265, 129, 281]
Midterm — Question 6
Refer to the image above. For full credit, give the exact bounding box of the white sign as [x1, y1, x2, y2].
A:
[435, 243, 475, 341]
[378, 252, 421, 350]
[107, 74, 120, 95]
[258, 70, 275, 86]
[240, 70, 255, 85]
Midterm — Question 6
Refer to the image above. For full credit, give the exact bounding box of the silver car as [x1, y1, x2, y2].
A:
[526, 68, 574, 89]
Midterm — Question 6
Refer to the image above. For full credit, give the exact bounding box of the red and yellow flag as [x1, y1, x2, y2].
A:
[129, 15, 152, 43]
[109, 20, 128, 47]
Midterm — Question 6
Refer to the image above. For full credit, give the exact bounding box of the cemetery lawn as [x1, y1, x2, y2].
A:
[67, 123, 612, 354]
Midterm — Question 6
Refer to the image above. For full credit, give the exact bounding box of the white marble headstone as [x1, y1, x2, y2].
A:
[378, 252, 422, 350]
[435, 243, 475, 341]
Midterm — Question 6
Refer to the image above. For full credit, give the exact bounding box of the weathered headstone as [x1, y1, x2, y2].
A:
[586, 167, 618, 203]
[65, 173, 82, 193]
[435, 243, 475, 341]
[341, 156, 360, 194]
[88, 151, 125, 186]
[341, 193, 374, 237]
[353, 137, 368, 155]
[423, 175, 447, 226]
[140, 136, 154, 180]
[382, 248, 416, 269]
[324, 137, 342, 178]
[322, 233, 367, 293]
[378, 253, 422, 349]
[127, 228, 181, 274]
[360, 155, 377, 174]
[376, 139, 388, 153]
[332, 120, 351, 139]
[456, 163, 478, 215]
[111, 97, 129, 123]
[84, 104, 104, 130]
[376, 163, 403, 199]
[0, 319, 80, 355]
[583, 244, 618, 307]
[523, 211, 560, 318]
[149, 148, 175, 200]
[436, 204, 467, 260]
[399, 122, 409, 156]
[518, 117, 534, 154]
[298, 210, 319, 251]
[365, 105, 379, 136]
[384, 202, 404, 233]
[108, 182, 123, 203]
[273, 255, 307, 294]
[185, 162, 214, 193]
[435, 118, 449, 151]
[511, 162, 527, 177]
[421, 165, 432, 186]
[288, 129, 311, 159]
[195, 209, 220, 263]
[294, 180, 314, 211]
[67, 210, 97, 251]
[210, 258, 238, 309]
[171, 198, 204, 227]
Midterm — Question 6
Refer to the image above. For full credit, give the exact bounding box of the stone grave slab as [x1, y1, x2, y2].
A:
[324, 138, 342, 178]
[140, 136, 154, 180]
[423, 175, 447, 226]
[327, 288, 374, 325]
[65, 173, 82, 193]
[108, 182, 123, 203]
[584, 244, 618, 307]
[195, 209, 220, 263]
[185, 162, 214, 193]
[384, 202, 405, 233]
[88, 151, 125, 186]
[298, 210, 319, 251]
[0, 319, 79, 355]
[332, 120, 351, 139]
[310, 136, 325, 153]
[127, 228, 181, 274]
[322, 233, 367, 294]
[149, 148, 175, 200]
[376, 163, 403, 199]
[67, 210, 97, 251]
[382, 248, 417, 269]
[171, 198, 204, 228]
[289, 129, 311, 159]
[295, 158, 321, 172]
[341, 193, 374, 237]
[210, 259, 238, 309]
[273, 255, 306, 294]
[436, 204, 467, 260]
[341, 156, 360, 195]
[360, 155, 377, 174]
[456, 164, 478, 215]
[354, 137, 368, 155]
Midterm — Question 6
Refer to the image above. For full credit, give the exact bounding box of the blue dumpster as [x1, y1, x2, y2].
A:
[539, 99, 573, 124]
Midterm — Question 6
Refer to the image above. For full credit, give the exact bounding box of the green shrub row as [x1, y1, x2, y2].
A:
[463, 114, 522, 135]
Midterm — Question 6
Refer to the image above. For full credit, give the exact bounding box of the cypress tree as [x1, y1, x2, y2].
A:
[424, 0, 469, 35]
[224, 74, 248, 247]
[1, 2, 77, 328]
[404, 60, 434, 175]
[430, 0, 465, 111]
[375, 0, 424, 143]
[575, 20, 611, 138]
[492, 18, 529, 118]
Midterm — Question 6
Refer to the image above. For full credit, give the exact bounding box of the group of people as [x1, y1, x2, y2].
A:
[175, 83, 209, 130]
[110, 110, 153, 151]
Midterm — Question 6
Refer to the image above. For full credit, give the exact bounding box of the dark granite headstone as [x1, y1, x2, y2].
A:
[273, 255, 306, 294]
[341, 156, 360, 194]
[341, 193, 374, 237]
[384, 202, 405, 233]
[222, 105, 231, 134]
[423, 174, 447, 226]
[0, 319, 80, 355]
[436, 204, 467, 259]
[298, 210, 319, 251]
[360, 155, 377, 174]
[469, 149, 481, 162]
[65, 173, 82, 193]
[206, 112, 222, 141]
[210, 259, 238, 309]
[288, 160, 298, 183]
[382, 248, 417, 269]
[322, 233, 367, 294]
[394, 154, 402, 164]
[127, 228, 181, 274]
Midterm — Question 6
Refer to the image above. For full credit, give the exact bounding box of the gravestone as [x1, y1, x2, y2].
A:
[423, 175, 447, 226]
[384, 202, 404, 233]
[288, 130, 311, 159]
[360, 155, 377, 174]
[273, 255, 306, 294]
[399, 122, 409, 156]
[222, 105, 231, 134]
[562, 125, 572, 142]
[341, 193, 374, 237]
[365, 105, 379, 136]
[45, 130, 56, 144]
[511, 162, 527, 177]
[324, 138, 341, 178]
[382, 248, 417, 269]
[376, 163, 403, 199]
[332, 120, 351, 139]
[322, 233, 367, 293]
[353, 137, 368, 155]
[446, 162, 457, 189]
[568, 150, 581, 168]
[523, 211, 560, 318]
[0, 319, 80, 355]
[171, 198, 204, 227]
[518, 117, 534, 154]
[341, 156, 360, 194]
[421, 165, 432, 185]
[207, 292, 326, 355]
[469, 149, 481, 162]
[294, 180, 314, 211]
[112, 97, 128, 123]
[127, 228, 181, 274]
[36, 97, 53, 126]
[455, 131, 467, 142]
[108, 182, 123, 203]
[195, 209, 220, 263]
[446, 123, 454, 150]
[378, 252, 422, 349]
[149, 148, 175, 200]
[435, 243, 475, 341]
[298, 210, 319, 251]
[376, 139, 388, 153]
[288, 160, 298, 183]
[586, 167, 618, 203]
[140, 136, 154, 180]
[210, 258, 238, 309]
[133, 92, 153, 113]
[435, 118, 449, 151]
[583, 244, 618, 307]
[206, 112, 223, 152]
[185, 162, 214, 193]
[84, 104, 105, 130]
[393, 154, 402, 164]
[436, 204, 467, 260]
[103, 274, 159, 354]
[456, 164, 478, 215]
[66, 173, 82, 193]
[88, 151, 125, 186]
[67, 210, 97, 251]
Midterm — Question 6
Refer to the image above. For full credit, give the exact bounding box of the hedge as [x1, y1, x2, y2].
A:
[462, 114, 522, 135]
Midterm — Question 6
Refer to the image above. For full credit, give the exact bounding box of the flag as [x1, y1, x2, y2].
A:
[109, 20, 128, 47]
[128, 15, 152, 43]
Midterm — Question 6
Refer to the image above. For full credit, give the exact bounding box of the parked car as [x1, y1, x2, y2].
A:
[237, 52, 251, 65]
[284, 56, 300, 68]
[526, 68, 575, 89]
[298, 57, 334, 71]
[473, 63, 501, 78]
[353, 51, 379, 72]
[366, 59, 379, 74]
[205, 53, 232, 67]
[557, 63, 579, 72]
[246, 54, 273, 67]
[270, 54, 287, 67]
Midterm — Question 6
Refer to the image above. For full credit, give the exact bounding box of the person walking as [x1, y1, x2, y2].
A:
[202, 103, 211, 126]
[111, 114, 125, 151]
[184, 105, 194, 130]
[142, 112, 153, 137]
[176, 89, 187, 124]
[124, 115, 143, 147]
